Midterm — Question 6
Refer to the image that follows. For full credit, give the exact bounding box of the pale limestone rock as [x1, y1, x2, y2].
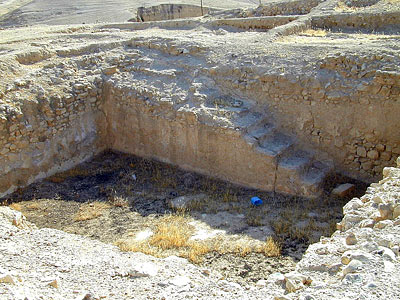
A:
[169, 194, 207, 211]
[345, 232, 357, 245]
[0, 274, 15, 284]
[374, 220, 393, 229]
[256, 279, 267, 287]
[267, 272, 285, 285]
[284, 272, 310, 293]
[170, 275, 191, 287]
[383, 261, 395, 272]
[342, 259, 362, 276]
[380, 247, 396, 261]
[332, 183, 355, 197]
[341, 250, 373, 265]
[128, 262, 158, 278]
[379, 203, 393, 220]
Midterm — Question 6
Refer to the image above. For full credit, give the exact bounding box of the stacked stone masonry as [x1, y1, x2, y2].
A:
[1, 0, 400, 199]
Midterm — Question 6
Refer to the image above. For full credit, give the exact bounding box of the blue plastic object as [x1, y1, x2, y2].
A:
[251, 197, 263, 206]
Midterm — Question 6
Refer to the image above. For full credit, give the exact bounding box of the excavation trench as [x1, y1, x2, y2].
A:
[0, 151, 366, 286]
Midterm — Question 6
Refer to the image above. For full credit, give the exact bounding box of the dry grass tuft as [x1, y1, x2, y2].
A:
[222, 190, 238, 203]
[74, 202, 111, 221]
[149, 215, 192, 249]
[9, 203, 22, 211]
[151, 166, 178, 189]
[300, 29, 328, 37]
[26, 202, 41, 210]
[260, 237, 282, 257]
[115, 213, 282, 263]
[110, 196, 129, 208]
[48, 167, 90, 183]
[106, 189, 130, 208]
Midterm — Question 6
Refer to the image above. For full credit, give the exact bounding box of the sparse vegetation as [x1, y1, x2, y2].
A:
[115, 212, 282, 263]
[300, 29, 328, 37]
[3, 152, 363, 284]
[9, 202, 22, 211]
[74, 202, 111, 221]
[48, 167, 90, 183]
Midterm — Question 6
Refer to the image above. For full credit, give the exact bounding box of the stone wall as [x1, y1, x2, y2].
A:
[210, 55, 400, 181]
[0, 62, 107, 198]
[103, 82, 278, 193]
[252, 0, 323, 16]
[1, 9, 400, 197]
[136, 4, 216, 22]
[312, 11, 400, 32]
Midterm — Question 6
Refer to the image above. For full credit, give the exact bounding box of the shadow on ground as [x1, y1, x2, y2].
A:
[0, 150, 367, 285]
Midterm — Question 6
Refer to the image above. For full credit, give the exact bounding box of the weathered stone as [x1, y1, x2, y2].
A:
[332, 183, 355, 197]
[48, 279, 59, 289]
[357, 146, 367, 158]
[341, 250, 373, 265]
[367, 149, 379, 160]
[374, 220, 393, 229]
[379, 203, 393, 220]
[103, 66, 118, 75]
[376, 144, 385, 152]
[393, 205, 400, 219]
[345, 233, 357, 245]
[359, 218, 375, 228]
[128, 262, 158, 278]
[342, 259, 363, 276]
[0, 274, 15, 284]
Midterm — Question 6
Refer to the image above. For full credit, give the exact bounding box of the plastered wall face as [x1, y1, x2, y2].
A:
[103, 85, 278, 192]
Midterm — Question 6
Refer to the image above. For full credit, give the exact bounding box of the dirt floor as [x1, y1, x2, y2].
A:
[0, 151, 367, 285]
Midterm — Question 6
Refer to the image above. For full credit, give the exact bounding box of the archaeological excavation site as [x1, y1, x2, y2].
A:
[0, 0, 400, 299]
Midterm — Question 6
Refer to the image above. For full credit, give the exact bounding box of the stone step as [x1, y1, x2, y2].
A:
[275, 150, 314, 195]
[244, 123, 276, 147]
[298, 161, 333, 198]
[258, 132, 294, 158]
[234, 112, 268, 132]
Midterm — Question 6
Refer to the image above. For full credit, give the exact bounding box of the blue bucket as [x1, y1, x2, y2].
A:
[251, 197, 263, 206]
